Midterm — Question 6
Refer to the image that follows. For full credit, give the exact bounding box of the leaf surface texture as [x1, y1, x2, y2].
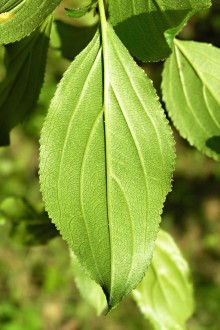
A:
[162, 39, 220, 160]
[0, 0, 61, 44]
[40, 25, 175, 308]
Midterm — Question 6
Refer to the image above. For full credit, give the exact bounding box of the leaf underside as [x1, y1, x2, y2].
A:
[0, 17, 52, 146]
[162, 39, 220, 161]
[40, 25, 175, 309]
[0, 0, 61, 44]
[109, 0, 211, 62]
[133, 230, 194, 330]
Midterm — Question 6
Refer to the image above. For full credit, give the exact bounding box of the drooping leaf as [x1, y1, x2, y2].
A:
[109, 0, 211, 62]
[51, 20, 98, 61]
[0, 17, 52, 146]
[0, 197, 58, 245]
[162, 39, 220, 161]
[40, 24, 175, 309]
[71, 251, 107, 315]
[133, 230, 194, 330]
[0, 0, 61, 44]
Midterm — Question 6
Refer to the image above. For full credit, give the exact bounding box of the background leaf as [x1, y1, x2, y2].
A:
[71, 251, 107, 315]
[133, 230, 194, 330]
[40, 24, 175, 309]
[51, 20, 98, 61]
[65, 1, 97, 18]
[109, 0, 211, 62]
[162, 39, 220, 161]
[0, 0, 61, 44]
[0, 17, 52, 146]
[0, 196, 58, 246]
[65, 7, 90, 19]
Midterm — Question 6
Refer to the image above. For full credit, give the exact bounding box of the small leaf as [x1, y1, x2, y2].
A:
[162, 39, 220, 160]
[109, 0, 211, 62]
[65, 7, 90, 18]
[71, 251, 107, 315]
[133, 230, 194, 330]
[65, 0, 97, 19]
[0, 0, 61, 44]
[0, 17, 52, 146]
[40, 25, 175, 309]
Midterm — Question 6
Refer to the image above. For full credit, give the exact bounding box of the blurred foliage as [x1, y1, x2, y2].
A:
[0, 196, 58, 246]
[0, 1, 220, 329]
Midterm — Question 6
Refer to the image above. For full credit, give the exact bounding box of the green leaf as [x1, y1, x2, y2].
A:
[0, 17, 52, 146]
[0, 197, 58, 245]
[0, 0, 23, 12]
[71, 251, 107, 315]
[109, 0, 211, 62]
[162, 39, 220, 161]
[65, 1, 98, 20]
[0, 0, 61, 44]
[133, 230, 194, 330]
[65, 7, 90, 18]
[51, 20, 98, 61]
[40, 23, 175, 309]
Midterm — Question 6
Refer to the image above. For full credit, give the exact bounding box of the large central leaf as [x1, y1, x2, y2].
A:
[40, 24, 175, 308]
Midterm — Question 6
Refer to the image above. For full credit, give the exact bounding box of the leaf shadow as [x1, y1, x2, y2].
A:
[113, 9, 191, 62]
[0, 27, 50, 147]
[206, 136, 220, 155]
[54, 20, 98, 61]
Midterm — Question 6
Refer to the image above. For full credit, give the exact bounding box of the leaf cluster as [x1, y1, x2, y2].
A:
[0, 0, 219, 328]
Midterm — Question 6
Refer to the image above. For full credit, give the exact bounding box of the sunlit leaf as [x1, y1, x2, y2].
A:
[0, 0, 61, 44]
[109, 0, 211, 62]
[133, 230, 194, 330]
[0, 17, 52, 146]
[71, 251, 107, 315]
[40, 25, 175, 309]
[162, 39, 220, 160]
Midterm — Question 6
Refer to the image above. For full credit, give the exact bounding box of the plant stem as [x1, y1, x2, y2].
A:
[98, 0, 107, 30]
